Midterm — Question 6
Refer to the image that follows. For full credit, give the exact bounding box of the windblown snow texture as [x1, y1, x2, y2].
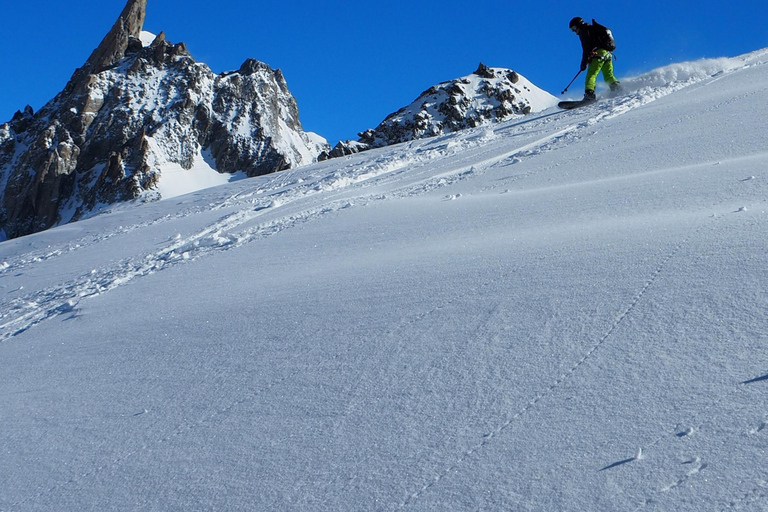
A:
[1, 50, 768, 511]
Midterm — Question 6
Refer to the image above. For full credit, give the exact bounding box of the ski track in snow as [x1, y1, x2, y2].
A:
[0, 135, 526, 343]
[1, 63, 749, 346]
[0, 121, 567, 341]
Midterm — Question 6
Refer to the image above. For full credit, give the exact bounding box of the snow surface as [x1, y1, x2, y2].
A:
[1, 49, 768, 511]
[140, 31, 157, 47]
[151, 144, 247, 200]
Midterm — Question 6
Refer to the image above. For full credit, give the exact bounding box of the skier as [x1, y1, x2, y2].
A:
[569, 17, 621, 102]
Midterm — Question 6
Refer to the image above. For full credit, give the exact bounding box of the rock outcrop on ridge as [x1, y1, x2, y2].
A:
[0, 0, 327, 240]
[321, 63, 558, 160]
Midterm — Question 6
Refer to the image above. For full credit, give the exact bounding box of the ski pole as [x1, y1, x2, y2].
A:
[561, 70, 583, 95]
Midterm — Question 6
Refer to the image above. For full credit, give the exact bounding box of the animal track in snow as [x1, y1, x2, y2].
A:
[401, 194, 711, 508]
[748, 420, 767, 435]
[661, 457, 708, 493]
[722, 480, 768, 510]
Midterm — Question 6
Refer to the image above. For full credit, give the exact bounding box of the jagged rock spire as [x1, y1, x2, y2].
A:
[85, 0, 147, 72]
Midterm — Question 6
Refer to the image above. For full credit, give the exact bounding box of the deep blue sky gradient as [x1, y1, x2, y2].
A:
[2, 1, 766, 145]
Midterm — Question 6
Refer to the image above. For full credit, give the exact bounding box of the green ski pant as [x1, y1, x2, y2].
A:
[585, 49, 618, 92]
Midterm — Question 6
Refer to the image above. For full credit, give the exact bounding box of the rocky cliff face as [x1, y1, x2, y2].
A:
[322, 63, 557, 160]
[0, 0, 327, 240]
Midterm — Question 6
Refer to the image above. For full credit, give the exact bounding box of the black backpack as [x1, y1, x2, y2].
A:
[592, 19, 616, 52]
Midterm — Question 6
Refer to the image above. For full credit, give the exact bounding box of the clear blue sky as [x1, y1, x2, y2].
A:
[2, 1, 766, 145]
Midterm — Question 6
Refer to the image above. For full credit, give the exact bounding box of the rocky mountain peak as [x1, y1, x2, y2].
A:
[0, 0, 327, 241]
[321, 63, 557, 160]
[85, 0, 147, 72]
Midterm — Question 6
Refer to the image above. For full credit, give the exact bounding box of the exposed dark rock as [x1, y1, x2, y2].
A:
[85, 0, 147, 72]
[149, 31, 166, 47]
[474, 62, 496, 79]
[9, 106, 35, 133]
[239, 58, 270, 75]
[125, 37, 144, 55]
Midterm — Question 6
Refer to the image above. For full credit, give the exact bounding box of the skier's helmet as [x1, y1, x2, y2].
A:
[569, 17, 584, 31]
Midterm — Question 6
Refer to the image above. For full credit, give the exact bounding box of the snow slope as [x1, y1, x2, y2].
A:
[1, 49, 768, 511]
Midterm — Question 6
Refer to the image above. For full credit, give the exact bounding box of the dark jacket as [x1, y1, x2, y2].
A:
[577, 23, 603, 69]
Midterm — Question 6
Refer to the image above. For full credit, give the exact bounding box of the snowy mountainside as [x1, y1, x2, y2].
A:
[0, 0, 328, 241]
[323, 63, 558, 158]
[1, 49, 768, 511]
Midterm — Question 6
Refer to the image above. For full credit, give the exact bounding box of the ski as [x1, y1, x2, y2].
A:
[558, 98, 597, 110]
